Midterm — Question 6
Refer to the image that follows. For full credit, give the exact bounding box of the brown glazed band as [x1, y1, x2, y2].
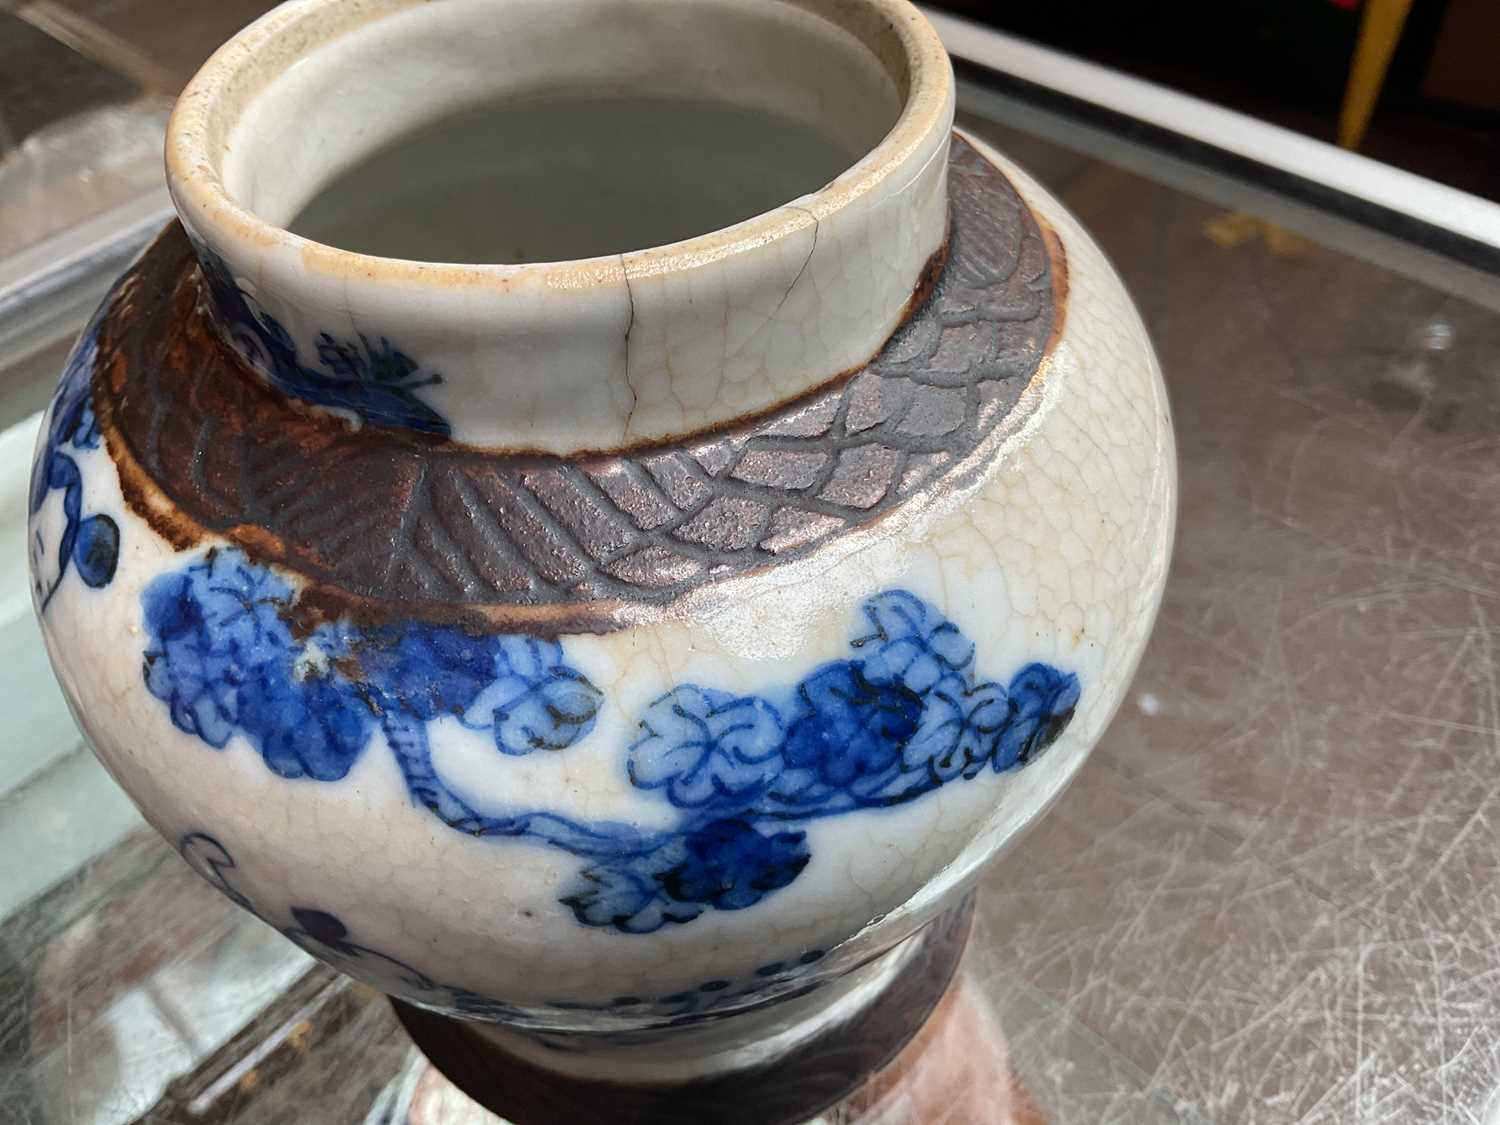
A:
[95, 135, 1066, 635]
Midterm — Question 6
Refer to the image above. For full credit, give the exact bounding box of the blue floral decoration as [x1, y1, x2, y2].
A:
[196, 249, 450, 436]
[142, 554, 372, 778]
[31, 322, 119, 611]
[146, 549, 1079, 933]
[627, 687, 784, 809]
[142, 550, 604, 782]
[782, 662, 923, 795]
[463, 637, 605, 754]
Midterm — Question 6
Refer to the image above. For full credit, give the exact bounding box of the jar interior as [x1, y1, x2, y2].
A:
[286, 94, 866, 264]
[217, 0, 909, 265]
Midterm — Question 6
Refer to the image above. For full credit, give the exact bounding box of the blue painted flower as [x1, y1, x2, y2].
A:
[628, 686, 784, 809]
[994, 663, 1081, 770]
[462, 636, 603, 754]
[782, 662, 923, 793]
[659, 818, 810, 911]
[852, 590, 974, 693]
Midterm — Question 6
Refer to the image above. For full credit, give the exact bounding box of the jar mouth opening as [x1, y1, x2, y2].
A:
[167, 0, 954, 286]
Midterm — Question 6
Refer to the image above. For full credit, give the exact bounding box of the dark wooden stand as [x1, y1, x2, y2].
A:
[393, 896, 976, 1125]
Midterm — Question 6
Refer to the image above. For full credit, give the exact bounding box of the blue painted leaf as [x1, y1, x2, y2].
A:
[479, 670, 603, 754]
[494, 636, 567, 681]
[72, 514, 119, 588]
[312, 381, 451, 435]
[33, 319, 122, 610]
[559, 860, 703, 934]
[144, 620, 240, 748]
[852, 590, 974, 693]
[628, 686, 784, 809]
[761, 764, 832, 805]
[902, 674, 1010, 783]
[237, 662, 374, 780]
[31, 338, 98, 512]
[32, 451, 86, 609]
[355, 624, 503, 721]
[178, 831, 258, 914]
[759, 764, 845, 815]
[659, 818, 810, 911]
[28, 450, 49, 517]
[783, 661, 922, 790]
[47, 335, 102, 451]
[898, 679, 964, 781]
[995, 663, 1081, 770]
[955, 678, 1012, 773]
[462, 636, 602, 753]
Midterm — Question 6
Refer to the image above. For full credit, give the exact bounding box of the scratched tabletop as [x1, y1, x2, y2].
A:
[4, 71, 1500, 1125]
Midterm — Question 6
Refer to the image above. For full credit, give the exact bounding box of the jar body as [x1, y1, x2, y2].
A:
[29, 131, 1172, 1072]
[31, 0, 1172, 1072]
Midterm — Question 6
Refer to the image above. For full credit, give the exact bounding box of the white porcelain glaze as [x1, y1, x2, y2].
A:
[30, 0, 1173, 1089]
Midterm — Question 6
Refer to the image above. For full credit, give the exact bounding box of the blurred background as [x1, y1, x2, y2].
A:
[931, 0, 1500, 199]
[2, 0, 1498, 264]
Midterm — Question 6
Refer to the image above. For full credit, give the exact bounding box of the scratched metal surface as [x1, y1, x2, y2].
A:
[4, 87, 1500, 1124]
[958, 103, 1500, 1123]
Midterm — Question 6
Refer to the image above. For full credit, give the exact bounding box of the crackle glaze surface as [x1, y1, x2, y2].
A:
[31, 133, 1172, 1048]
[29, 0, 1171, 1080]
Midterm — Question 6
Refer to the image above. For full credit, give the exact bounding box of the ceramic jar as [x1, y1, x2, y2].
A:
[29, 0, 1173, 1108]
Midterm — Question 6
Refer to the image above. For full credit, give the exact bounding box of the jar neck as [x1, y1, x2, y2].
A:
[167, 0, 954, 451]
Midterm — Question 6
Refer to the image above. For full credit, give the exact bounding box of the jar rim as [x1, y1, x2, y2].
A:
[165, 0, 955, 291]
